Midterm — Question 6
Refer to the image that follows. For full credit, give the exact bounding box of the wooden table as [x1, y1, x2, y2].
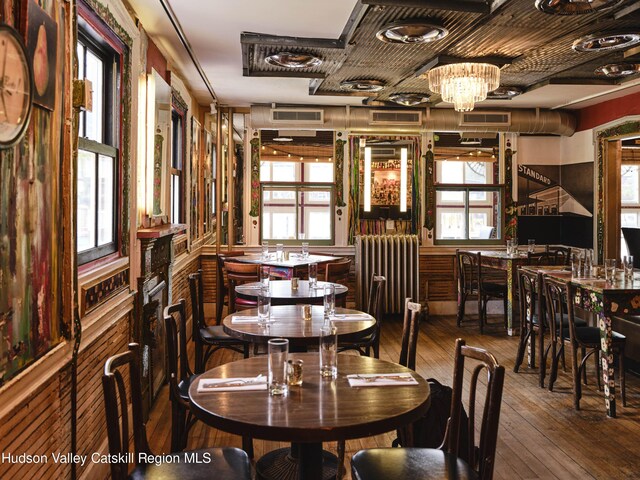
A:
[231, 253, 340, 279]
[524, 265, 639, 417]
[235, 280, 348, 306]
[470, 249, 531, 336]
[189, 353, 431, 480]
[223, 305, 375, 348]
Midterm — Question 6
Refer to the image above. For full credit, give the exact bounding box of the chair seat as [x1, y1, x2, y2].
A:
[482, 281, 507, 294]
[130, 447, 251, 480]
[531, 313, 587, 328]
[351, 448, 478, 480]
[560, 326, 626, 344]
[178, 374, 200, 401]
[201, 325, 242, 343]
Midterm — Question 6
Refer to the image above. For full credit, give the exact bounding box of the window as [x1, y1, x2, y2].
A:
[260, 161, 334, 243]
[76, 15, 121, 265]
[171, 109, 185, 224]
[621, 164, 640, 257]
[435, 155, 503, 243]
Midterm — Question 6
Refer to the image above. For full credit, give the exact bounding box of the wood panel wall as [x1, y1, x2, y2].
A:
[420, 254, 457, 301]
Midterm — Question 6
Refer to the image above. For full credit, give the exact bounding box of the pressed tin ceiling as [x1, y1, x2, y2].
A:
[130, 0, 640, 109]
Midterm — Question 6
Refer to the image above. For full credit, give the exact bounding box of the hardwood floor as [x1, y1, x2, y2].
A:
[146, 315, 640, 479]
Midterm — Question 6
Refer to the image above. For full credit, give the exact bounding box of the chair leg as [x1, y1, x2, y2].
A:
[530, 330, 537, 369]
[457, 292, 466, 327]
[538, 327, 546, 388]
[548, 341, 560, 392]
[170, 404, 183, 453]
[581, 347, 588, 385]
[479, 295, 485, 334]
[195, 341, 204, 374]
[242, 436, 254, 459]
[337, 440, 345, 480]
[571, 344, 581, 410]
[514, 327, 530, 373]
[243, 342, 250, 359]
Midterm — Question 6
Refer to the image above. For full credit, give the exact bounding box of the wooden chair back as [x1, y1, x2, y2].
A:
[445, 338, 505, 480]
[216, 251, 245, 322]
[225, 261, 260, 313]
[527, 251, 557, 266]
[456, 250, 481, 296]
[545, 245, 572, 266]
[518, 268, 539, 328]
[367, 274, 386, 357]
[164, 299, 193, 398]
[544, 276, 582, 348]
[102, 343, 149, 480]
[399, 298, 422, 371]
[325, 258, 351, 285]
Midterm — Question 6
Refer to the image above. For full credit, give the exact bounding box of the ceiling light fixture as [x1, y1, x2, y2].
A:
[572, 32, 640, 52]
[272, 137, 293, 142]
[535, 0, 623, 15]
[340, 79, 386, 92]
[595, 63, 640, 78]
[486, 86, 523, 99]
[426, 63, 500, 112]
[389, 93, 431, 106]
[376, 19, 448, 44]
[460, 138, 482, 145]
[265, 52, 322, 69]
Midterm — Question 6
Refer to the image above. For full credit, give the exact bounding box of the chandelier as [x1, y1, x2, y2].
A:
[426, 63, 500, 112]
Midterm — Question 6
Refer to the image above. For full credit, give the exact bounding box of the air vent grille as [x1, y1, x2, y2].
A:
[371, 147, 397, 156]
[370, 110, 422, 125]
[271, 109, 324, 124]
[460, 112, 511, 126]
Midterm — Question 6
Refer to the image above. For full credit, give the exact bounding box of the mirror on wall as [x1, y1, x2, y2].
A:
[232, 112, 246, 245]
[149, 69, 171, 218]
[433, 132, 502, 242]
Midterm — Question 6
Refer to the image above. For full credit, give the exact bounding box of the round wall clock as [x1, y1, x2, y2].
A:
[0, 24, 33, 148]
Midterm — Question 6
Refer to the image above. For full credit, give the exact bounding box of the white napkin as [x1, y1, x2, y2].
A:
[347, 373, 418, 387]
[197, 377, 267, 393]
[231, 316, 261, 324]
[332, 314, 370, 321]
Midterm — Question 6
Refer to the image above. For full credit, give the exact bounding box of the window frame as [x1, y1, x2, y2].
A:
[76, 3, 124, 266]
[170, 106, 187, 224]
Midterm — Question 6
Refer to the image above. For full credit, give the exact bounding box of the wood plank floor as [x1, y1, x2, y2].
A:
[147, 315, 640, 479]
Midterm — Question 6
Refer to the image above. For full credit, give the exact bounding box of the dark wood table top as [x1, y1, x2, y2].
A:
[231, 253, 340, 268]
[188, 353, 431, 443]
[521, 264, 640, 294]
[223, 306, 376, 345]
[236, 280, 348, 300]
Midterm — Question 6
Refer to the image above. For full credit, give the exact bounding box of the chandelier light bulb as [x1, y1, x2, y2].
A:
[426, 62, 500, 112]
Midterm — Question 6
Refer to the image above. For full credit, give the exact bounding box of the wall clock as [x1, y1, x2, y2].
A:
[0, 24, 33, 148]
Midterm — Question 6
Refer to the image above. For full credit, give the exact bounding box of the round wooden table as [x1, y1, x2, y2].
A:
[189, 353, 431, 480]
[235, 280, 348, 306]
[223, 305, 376, 347]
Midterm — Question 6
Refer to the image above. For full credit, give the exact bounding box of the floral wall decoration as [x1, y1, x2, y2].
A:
[348, 136, 361, 244]
[504, 141, 517, 241]
[424, 143, 435, 232]
[249, 136, 260, 217]
[335, 137, 346, 207]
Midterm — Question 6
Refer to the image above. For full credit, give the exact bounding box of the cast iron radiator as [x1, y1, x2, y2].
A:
[355, 235, 420, 315]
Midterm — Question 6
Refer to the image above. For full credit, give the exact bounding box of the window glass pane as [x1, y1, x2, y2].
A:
[465, 162, 487, 184]
[468, 211, 490, 239]
[307, 211, 331, 240]
[77, 150, 96, 252]
[621, 166, 639, 205]
[438, 161, 463, 183]
[437, 189, 464, 204]
[305, 163, 333, 182]
[84, 49, 104, 143]
[97, 154, 114, 246]
[171, 175, 180, 223]
[437, 210, 466, 240]
[271, 162, 297, 182]
[260, 161, 271, 181]
[267, 213, 296, 239]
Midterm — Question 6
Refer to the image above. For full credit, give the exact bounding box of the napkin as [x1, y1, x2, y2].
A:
[332, 314, 370, 322]
[347, 373, 418, 387]
[231, 316, 261, 324]
[197, 377, 267, 393]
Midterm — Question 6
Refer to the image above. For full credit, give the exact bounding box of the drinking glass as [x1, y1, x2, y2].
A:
[571, 252, 583, 278]
[308, 262, 318, 288]
[604, 258, 617, 283]
[268, 338, 289, 395]
[584, 249, 594, 278]
[506, 239, 513, 255]
[324, 284, 335, 318]
[262, 241, 269, 259]
[257, 286, 271, 326]
[301, 242, 309, 259]
[276, 243, 284, 262]
[319, 324, 338, 378]
[527, 239, 535, 253]
[511, 240, 519, 255]
[260, 265, 270, 287]
[624, 255, 634, 280]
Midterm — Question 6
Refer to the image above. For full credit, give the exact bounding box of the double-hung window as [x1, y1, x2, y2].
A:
[170, 109, 185, 224]
[435, 155, 503, 243]
[76, 12, 121, 265]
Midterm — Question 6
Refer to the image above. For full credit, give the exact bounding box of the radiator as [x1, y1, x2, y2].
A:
[355, 235, 420, 315]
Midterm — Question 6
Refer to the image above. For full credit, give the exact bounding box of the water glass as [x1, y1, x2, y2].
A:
[319, 324, 338, 378]
[301, 242, 309, 259]
[276, 243, 284, 262]
[324, 284, 335, 318]
[527, 239, 535, 253]
[257, 286, 271, 326]
[262, 241, 269, 259]
[571, 252, 583, 278]
[584, 249, 594, 278]
[268, 338, 289, 396]
[624, 255, 634, 280]
[260, 265, 270, 287]
[604, 258, 617, 283]
[309, 262, 318, 288]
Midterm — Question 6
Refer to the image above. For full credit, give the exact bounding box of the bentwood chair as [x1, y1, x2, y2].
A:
[456, 250, 508, 334]
[101, 343, 251, 480]
[352, 339, 506, 480]
[545, 245, 572, 266]
[216, 251, 245, 324]
[545, 277, 626, 409]
[224, 260, 260, 313]
[338, 274, 386, 358]
[622, 227, 640, 268]
[325, 258, 352, 307]
[189, 270, 249, 374]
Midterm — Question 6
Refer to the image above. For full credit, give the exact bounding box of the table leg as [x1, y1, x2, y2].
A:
[297, 443, 324, 480]
[599, 309, 616, 418]
[255, 443, 339, 480]
[507, 261, 516, 336]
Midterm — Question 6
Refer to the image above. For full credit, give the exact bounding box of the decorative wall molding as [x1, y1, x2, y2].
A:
[80, 266, 130, 315]
[249, 136, 261, 216]
[335, 136, 346, 207]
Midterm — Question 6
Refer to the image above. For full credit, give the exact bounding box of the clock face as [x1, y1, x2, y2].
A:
[0, 25, 32, 147]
